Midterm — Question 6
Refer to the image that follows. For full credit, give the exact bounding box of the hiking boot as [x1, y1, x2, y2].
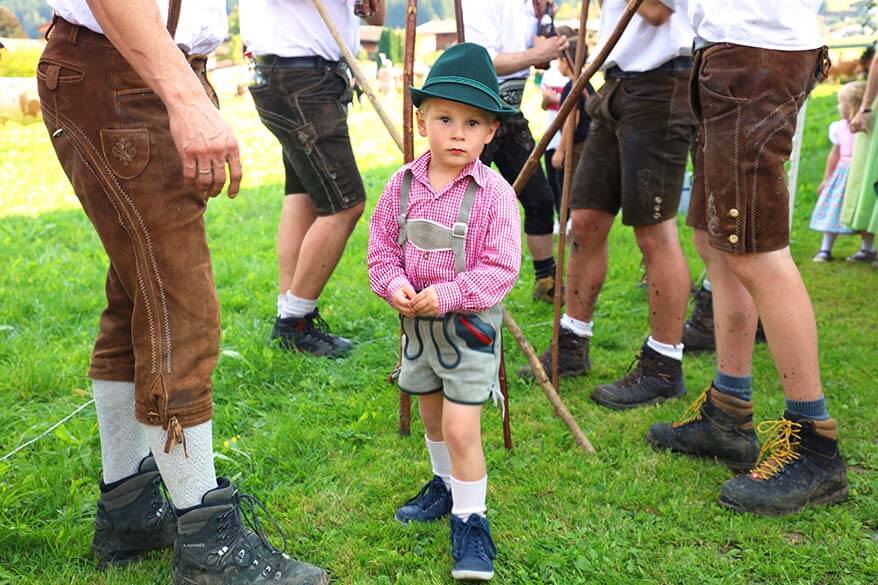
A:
[394, 475, 453, 524]
[517, 327, 591, 380]
[450, 515, 496, 582]
[271, 308, 352, 358]
[846, 249, 877, 263]
[172, 478, 328, 585]
[532, 275, 564, 304]
[92, 455, 177, 568]
[590, 342, 685, 410]
[682, 285, 715, 353]
[718, 414, 848, 516]
[646, 387, 760, 472]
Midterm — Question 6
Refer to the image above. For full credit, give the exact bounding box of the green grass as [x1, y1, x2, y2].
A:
[1, 82, 877, 585]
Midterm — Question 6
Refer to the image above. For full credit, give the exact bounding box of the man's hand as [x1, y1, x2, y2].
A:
[531, 35, 568, 66]
[411, 286, 440, 318]
[391, 284, 418, 318]
[168, 98, 242, 198]
[850, 109, 871, 133]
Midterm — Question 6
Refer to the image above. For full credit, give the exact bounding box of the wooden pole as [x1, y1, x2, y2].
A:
[551, 0, 590, 390]
[312, 0, 405, 154]
[512, 0, 644, 195]
[454, 0, 465, 43]
[503, 308, 595, 453]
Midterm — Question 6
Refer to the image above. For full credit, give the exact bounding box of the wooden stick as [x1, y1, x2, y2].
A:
[512, 0, 644, 195]
[551, 0, 591, 390]
[499, 352, 512, 449]
[503, 307, 595, 453]
[454, 0, 465, 43]
[312, 0, 404, 154]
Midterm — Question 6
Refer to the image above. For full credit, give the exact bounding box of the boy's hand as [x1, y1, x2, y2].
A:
[551, 148, 564, 170]
[412, 286, 440, 317]
[391, 284, 417, 318]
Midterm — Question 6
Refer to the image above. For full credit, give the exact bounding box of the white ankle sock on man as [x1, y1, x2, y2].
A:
[277, 293, 286, 317]
[451, 475, 487, 521]
[93, 379, 150, 484]
[425, 436, 452, 489]
[647, 336, 684, 362]
[280, 291, 318, 319]
[702, 278, 712, 292]
[143, 420, 218, 509]
[560, 314, 593, 338]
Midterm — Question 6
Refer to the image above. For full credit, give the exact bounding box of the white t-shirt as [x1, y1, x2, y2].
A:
[48, 0, 227, 56]
[595, 0, 693, 73]
[463, 0, 538, 82]
[241, 0, 360, 60]
[540, 62, 567, 150]
[688, 1, 823, 51]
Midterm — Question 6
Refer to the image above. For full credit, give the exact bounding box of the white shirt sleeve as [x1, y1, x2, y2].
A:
[828, 120, 842, 145]
[463, 0, 502, 59]
[658, 0, 676, 10]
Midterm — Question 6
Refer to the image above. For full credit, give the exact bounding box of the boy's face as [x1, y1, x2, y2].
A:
[417, 98, 500, 170]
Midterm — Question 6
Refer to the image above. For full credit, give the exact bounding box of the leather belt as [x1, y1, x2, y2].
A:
[605, 56, 693, 79]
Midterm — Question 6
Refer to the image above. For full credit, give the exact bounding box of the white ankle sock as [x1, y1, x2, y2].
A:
[862, 233, 876, 253]
[277, 293, 286, 317]
[143, 420, 217, 509]
[560, 314, 593, 338]
[821, 232, 838, 252]
[425, 436, 452, 489]
[281, 292, 318, 319]
[702, 278, 712, 292]
[93, 379, 150, 484]
[451, 475, 487, 520]
[647, 336, 683, 362]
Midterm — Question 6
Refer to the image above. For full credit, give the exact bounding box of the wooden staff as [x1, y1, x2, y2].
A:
[503, 308, 595, 453]
[312, 0, 405, 154]
[512, 0, 644, 194]
[454, 0, 465, 44]
[551, 0, 590, 390]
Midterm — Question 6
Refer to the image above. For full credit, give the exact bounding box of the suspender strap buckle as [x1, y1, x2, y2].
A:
[451, 222, 468, 239]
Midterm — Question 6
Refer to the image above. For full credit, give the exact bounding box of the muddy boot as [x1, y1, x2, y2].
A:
[271, 308, 352, 358]
[646, 387, 760, 472]
[718, 414, 848, 516]
[590, 342, 685, 410]
[517, 328, 591, 380]
[92, 455, 177, 568]
[532, 274, 564, 305]
[682, 285, 715, 353]
[173, 478, 329, 585]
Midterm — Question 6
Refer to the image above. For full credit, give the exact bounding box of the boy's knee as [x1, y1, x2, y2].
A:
[442, 417, 479, 451]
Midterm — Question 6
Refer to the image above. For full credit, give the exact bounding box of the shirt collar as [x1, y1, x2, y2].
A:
[409, 150, 490, 194]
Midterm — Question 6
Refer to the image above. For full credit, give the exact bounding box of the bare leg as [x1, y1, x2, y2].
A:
[633, 219, 690, 345]
[526, 233, 554, 262]
[277, 194, 316, 293]
[418, 392, 445, 442]
[288, 201, 365, 299]
[725, 247, 822, 401]
[694, 229, 757, 376]
[564, 209, 615, 322]
[442, 400, 485, 481]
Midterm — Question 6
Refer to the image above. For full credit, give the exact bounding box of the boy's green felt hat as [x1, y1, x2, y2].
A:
[410, 42, 518, 118]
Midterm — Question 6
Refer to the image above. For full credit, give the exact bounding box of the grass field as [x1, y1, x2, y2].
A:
[1, 81, 877, 585]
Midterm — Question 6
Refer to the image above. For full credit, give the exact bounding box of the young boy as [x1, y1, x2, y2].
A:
[367, 43, 522, 581]
[549, 37, 593, 174]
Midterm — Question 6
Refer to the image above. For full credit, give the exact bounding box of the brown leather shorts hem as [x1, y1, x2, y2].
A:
[88, 364, 136, 383]
[135, 396, 214, 428]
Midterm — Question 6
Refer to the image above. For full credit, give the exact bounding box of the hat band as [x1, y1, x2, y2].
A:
[421, 75, 505, 109]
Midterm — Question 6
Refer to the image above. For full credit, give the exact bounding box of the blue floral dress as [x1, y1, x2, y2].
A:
[810, 119, 855, 234]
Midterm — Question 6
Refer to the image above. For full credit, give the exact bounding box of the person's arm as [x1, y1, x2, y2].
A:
[851, 53, 878, 133]
[821, 144, 840, 186]
[493, 35, 568, 76]
[366, 0, 386, 26]
[638, 0, 673, 26]
[367, 171, 414, 306]
[86, 0, 241, 197]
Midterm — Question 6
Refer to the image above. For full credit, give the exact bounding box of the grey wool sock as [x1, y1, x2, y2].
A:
[92, 379, 150, 484]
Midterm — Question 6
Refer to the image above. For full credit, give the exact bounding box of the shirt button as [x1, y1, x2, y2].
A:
[729, 234, 739, 244]
[422, 251, 429, 259]
[728, 208, 739, 218]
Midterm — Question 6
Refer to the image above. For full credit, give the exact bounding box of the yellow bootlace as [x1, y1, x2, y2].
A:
[671, 389, 708, 428]
[748, 419, 802, 480]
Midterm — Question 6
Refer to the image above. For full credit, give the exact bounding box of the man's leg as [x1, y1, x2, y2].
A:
[277, 194, 316, 297]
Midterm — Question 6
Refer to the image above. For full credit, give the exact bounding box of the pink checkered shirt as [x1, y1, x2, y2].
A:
[368, 151, 522, 315]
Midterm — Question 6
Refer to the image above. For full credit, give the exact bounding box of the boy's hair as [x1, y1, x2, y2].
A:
[838, 81, 867, 119]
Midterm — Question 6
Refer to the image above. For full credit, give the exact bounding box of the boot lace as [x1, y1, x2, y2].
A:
[236, 492, 288, 555]
[403, 476, 446, 510]
[748, 419, 802, 480]
[672, 389, 709, 428]
[452, 519, 496, 562]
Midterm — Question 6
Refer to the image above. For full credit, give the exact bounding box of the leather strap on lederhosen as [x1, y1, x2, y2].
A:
[167, 0, 182, 39]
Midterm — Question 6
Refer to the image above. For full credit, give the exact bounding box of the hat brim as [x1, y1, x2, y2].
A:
[410, 81, 518, 118]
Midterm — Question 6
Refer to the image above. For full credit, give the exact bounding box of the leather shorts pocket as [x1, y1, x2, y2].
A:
[453, 314, 496, 354]
[100, 128, 150, 179]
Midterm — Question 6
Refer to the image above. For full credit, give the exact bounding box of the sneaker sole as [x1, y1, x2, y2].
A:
[645, 434, 756, 474]
[717, 485, 849, 517]
[452, 568, 494, 581]
[590, 384, 687, 411]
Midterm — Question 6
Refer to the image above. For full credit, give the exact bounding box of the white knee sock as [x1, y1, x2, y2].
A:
[862, 233, 876, 253]
[451, 475, 487, 521]
[280, 291, 318, 319]
[93, 379, 150, 484]
[425, 436, 452, 489]
[560, 314, 593, 338]
[143, 420, 217, 509]
[647, 336, 683, 362]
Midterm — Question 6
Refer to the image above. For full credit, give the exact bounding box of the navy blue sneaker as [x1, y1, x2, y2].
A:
[394, 475, 452, 524]
[450, 514, 496, 581]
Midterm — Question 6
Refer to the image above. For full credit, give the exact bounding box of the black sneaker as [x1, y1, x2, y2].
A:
[92, 455, 177, 568]
[271, 308, 352, 358]
[450, 515, 496, 581]
[718, 413, 848, 516]
[590, 342, 685, 410]
[173, 478, 328, 585]
[682, 285, 715, 353]
[394, 475, 453, 524]
[517, 327, 591, 380]
[646, 387, 760, 472]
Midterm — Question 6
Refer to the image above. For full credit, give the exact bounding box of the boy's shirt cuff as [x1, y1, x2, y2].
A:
[386, 276, 412, 302]
[432, 281, 462, 315]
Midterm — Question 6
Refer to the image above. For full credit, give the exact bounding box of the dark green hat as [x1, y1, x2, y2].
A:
[410, 42, 518, 118]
